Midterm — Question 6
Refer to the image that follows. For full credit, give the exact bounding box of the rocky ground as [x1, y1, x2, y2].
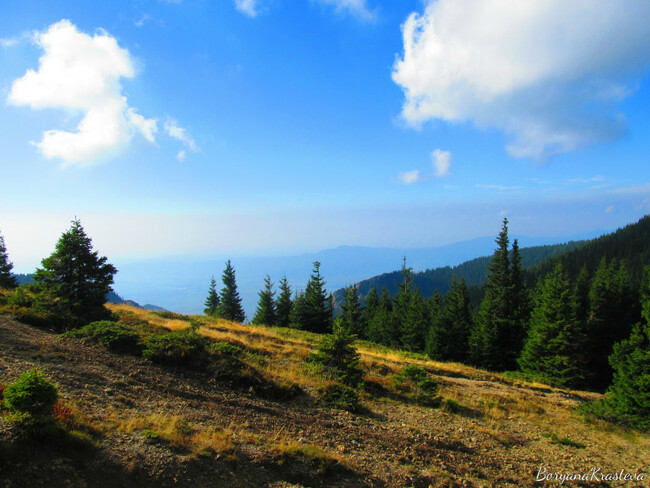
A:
[0, 315, 647, 488]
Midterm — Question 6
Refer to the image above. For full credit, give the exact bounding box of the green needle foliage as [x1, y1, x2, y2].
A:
[4, 368, 58, 420]
[275, 276, 293, 328]
[204, 276, 220, 316]
[518, 262, 587, 389]
[603, 267, 650, 429]
[34, 219, 116, 328]
[253, 275, 276, 326]
[0, 231, 17, 289]
[469, 219, 528, 371]
[427, 275, 472, 363]
[296, 261, 332, 333]
[310, 318, 363, 387]
[340, 285, 363, 337]
[218, 260, 245, 323]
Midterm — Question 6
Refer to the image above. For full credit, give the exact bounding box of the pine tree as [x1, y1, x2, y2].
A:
[275, 276, 293, 327]
[510, 238, 531, 335]
[340, 285, 363, 337]
[0, 232, 17, 289]
[204, 276, 220, 316]
[253, 275, 276, 326]
[296, 261, 332, 333]
[601, 266, 650, 429]
[572, 266, 591, 331]
[469, 218, 514, 370]
[362, 287, 380, 337]
[310, 318, 363, 387]
[218, 260, 246, 323]
[586, 258, 639, 390]
[427, 276, 472, 362]
[518, 263, 587, 389]
[34, 219, 116, 327]
[366, 287, 396, 346]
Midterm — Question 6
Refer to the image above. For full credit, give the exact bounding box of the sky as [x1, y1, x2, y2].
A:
[1, 0, 650, 274]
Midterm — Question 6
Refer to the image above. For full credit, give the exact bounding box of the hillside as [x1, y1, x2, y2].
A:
[528, 215, 650, 287]
[332, 240, 587, 310]
[1, 304, 647, 487]
[333, 215, 650, 310]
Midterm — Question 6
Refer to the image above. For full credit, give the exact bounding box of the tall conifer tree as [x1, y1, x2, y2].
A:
[427, 276, 472, 362]
[0, 232, 17, 289]
[366, 287, 395, 346]
[219, 260, 246, 323]
[34, 219, 116, 327]
[586, 258, 639, 390]
[340, 285, 363, 337]
[204, 276, 220, 316]
[605, 267, 650, 429]
[518, 263, 587, 389]
[469, 218, 514, 369]
[296, 261, 331, 333]
[253, 275, 277, 326]
[275, 276, 293, 328]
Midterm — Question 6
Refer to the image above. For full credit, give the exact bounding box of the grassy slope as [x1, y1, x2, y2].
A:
[0, 304, 648, 487]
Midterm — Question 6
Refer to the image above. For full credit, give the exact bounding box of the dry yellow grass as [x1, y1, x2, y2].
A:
[115, 411, 234, 456]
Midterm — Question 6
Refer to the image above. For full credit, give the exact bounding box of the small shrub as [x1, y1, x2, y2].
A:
[318, 383, 361, 412]
[4, 369, 58, 418]
[63, 320, 142, 354]
[392, 365, 439, 406]
[209, 341, 243, 357]
[151, 311, 191, 321]
[442, 399, 461, 413]
[309, 319, 364, 387]
[142, 329, 209, 366]
[547, 433, 586, 449]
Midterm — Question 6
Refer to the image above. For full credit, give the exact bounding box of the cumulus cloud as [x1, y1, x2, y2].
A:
[431, 149, 451, 177]
[164, 118, 198, 161]
[392, 0, 650, 160]
[7, 20, 157, 166]
[313, 0, 375, 21]
[398, 169, 421, 185]
[399, 148, 452, 184]
[235, 0, 259, 17]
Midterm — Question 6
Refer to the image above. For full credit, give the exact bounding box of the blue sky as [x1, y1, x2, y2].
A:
[1, 0, 650, 273]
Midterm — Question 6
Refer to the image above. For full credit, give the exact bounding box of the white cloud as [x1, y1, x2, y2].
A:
[398, 169, 421, 185]
[313, 0, 375, 21]
[431, 149, 451, 177]
[392, 0, 650, 160]
[7, 20, 157, 166]
[235, 0, 259, 17]
[1, 37, 19, 48]
[165, 118, 198, 159]
[605, 205, 615, 214]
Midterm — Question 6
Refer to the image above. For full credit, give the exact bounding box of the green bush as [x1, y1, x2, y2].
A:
[142, 329, 209, 366]
[318, 383, 361, 412]
[4, 369, 58, 419]
[63, 320, 142, 354]
[209, 341, 243, 357]
[308, 320, 364, 387]
[151, 311, 191, 321]
[392, 365, 439, 406]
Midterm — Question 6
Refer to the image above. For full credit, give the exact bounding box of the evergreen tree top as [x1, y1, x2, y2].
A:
[0, 231, 18, 289]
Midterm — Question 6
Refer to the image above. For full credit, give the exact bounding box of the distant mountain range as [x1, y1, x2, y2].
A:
[14, 227, 616, 319]
[332, 215, 650, 312]
[108, 229, 608, 318]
